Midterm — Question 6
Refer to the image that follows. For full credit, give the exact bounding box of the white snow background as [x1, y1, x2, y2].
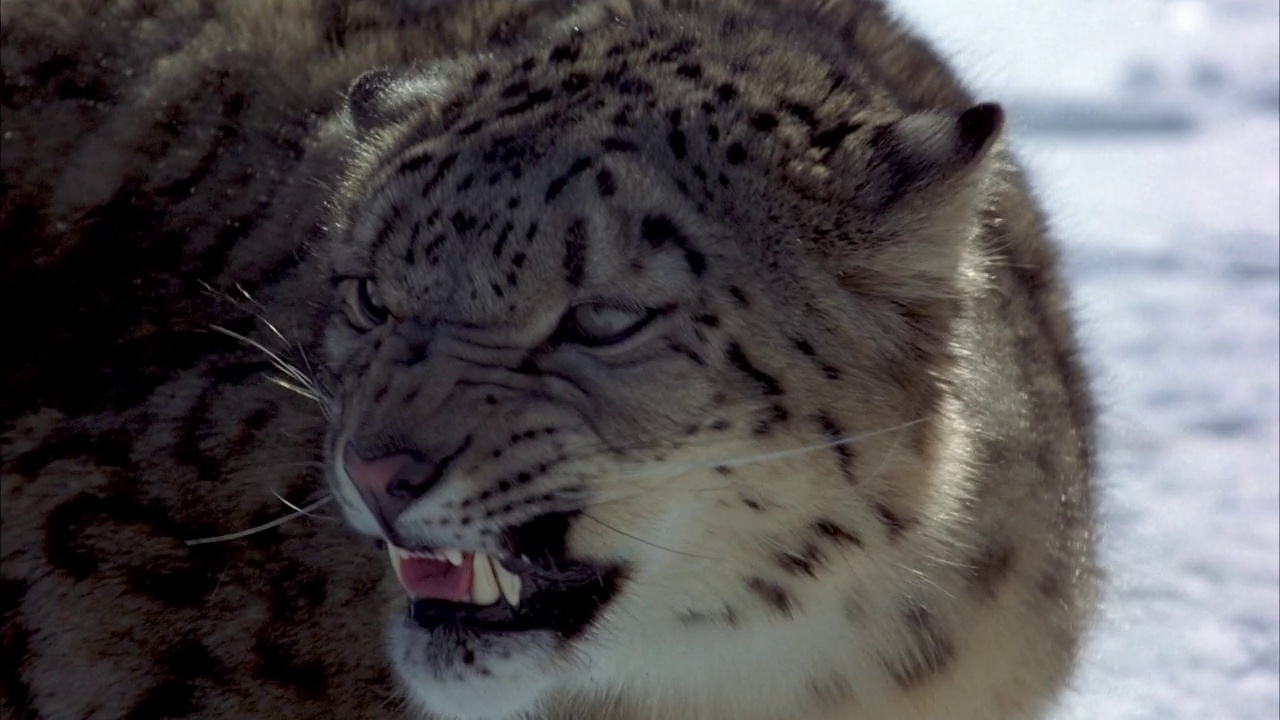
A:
[889, 1, 1280, 718]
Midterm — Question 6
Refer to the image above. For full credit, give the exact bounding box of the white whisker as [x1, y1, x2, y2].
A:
[184, 495, 333, 545]
[569, 419, 925, 520]
[271, 490, 339, 521]
[209, 324, 332, 412]
[580, 512, 722, 560]
[585, 418, 927, 505]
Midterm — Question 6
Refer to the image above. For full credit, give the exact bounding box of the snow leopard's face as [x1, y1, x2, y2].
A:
[320, 23, 1002, 719]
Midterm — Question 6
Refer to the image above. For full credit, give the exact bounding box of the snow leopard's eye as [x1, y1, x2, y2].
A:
[339, 277, 389, 330]
[553, 302, 660, 347]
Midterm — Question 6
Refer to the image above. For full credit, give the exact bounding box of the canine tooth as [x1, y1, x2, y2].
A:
[387, 544, 408, 587]
[471, 553, 501, 605]
[444, 548, 464, 566]
[494, 562, 522, 607]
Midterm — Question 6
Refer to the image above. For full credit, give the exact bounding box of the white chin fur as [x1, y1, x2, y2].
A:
[389, 618, 562, 720]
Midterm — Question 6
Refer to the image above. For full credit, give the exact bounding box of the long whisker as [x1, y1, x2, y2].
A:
[184, 495, 333, 546]
[579, 512, 721, 560]
[556, 416, 929, 480]
[579, 418, 927, 510]
[199, 281, 333, 403]
[211, 324, 317, 391]
[271, 490, 339, 522]
[267, 375, 329, 411]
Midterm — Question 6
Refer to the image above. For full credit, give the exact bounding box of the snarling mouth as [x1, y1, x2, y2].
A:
[386, 544, 622, 638]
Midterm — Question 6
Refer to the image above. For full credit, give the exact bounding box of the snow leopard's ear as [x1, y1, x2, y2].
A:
[859, 102, 1005, 209]
[831, 104, 1004, 302]
[346, 68, 450, 133]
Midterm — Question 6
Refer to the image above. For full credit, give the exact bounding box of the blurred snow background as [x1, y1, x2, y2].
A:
[889, 1, 1280, 718]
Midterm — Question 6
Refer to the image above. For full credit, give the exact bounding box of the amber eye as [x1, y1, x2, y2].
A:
[554, 302, 658, 347]
[340, 278, 389, 330]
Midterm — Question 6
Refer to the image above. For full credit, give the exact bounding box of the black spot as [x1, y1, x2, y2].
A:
[750, 112, 779, 132]
[741, 496, 764, 512]
[726, 343, 783, 396]
[595, 168, 617, 197]
[457, 119, 486, 136]
[601, 137, 639, 153]
[716, 83, 739, 102]
[640, 214, 706, 277]
[727, 286, 749, 307]
[888, 603, 955, 689]
[545, 157, 594, 203]
[769, 403, 790, 423]
[813, 413, 855, 482]
[500, 79, 531, 99]
[874, 501, 908, 539]
[651, 38, 695, 63]
[498, 88, 554, 118]
[781, 101, 818, 127]
[813, 518, 863, 548]
[166, 641, 222, 681]
[726, 143, 747, 165]
[424, 232, 447, 256]
[667, 129, 687, 159]
[491, 222, 515, 259]
[792, 338, 817, 356]
[563, 219, 588, 287]
[676, 63, 703, 79]
[777, 543, 824, 577]
[561, 72, 590, 94]
[450, 211, 477, 235]
[745, 577, 793, 617]
[549, 41, 581, 64]
[811, 121, 862, 150]
[668, 341, 705, 366]
[614, 77, 653, 95]
[417, 152, 459, 197]
[966, 543, 1015, 599]
[125, 680, 199, 720]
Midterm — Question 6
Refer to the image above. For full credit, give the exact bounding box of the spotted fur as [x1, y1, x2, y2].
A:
[3, 1, 1096, 719]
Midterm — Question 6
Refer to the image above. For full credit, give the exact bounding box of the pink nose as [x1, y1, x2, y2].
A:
[342, 445, 421, 527]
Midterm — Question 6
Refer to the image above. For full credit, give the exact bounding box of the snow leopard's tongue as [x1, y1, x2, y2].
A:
[390, 549, 474, 602]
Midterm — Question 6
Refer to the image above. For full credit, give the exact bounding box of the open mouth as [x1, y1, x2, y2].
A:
[386, 543, 622, 638]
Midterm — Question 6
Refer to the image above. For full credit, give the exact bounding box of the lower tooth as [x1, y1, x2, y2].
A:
[495, 563, 522, 607]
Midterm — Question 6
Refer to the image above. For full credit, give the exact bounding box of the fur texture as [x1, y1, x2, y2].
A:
[1, 1, 1096, 718]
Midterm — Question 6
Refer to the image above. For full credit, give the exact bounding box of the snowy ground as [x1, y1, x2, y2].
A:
[891, 1, 1280, 718]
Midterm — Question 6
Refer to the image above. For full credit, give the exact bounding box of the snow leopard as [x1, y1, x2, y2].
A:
[1, 1, 1097, 719]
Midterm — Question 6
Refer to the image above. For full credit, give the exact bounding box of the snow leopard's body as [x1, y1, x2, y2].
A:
[1, 1, 1096, 719]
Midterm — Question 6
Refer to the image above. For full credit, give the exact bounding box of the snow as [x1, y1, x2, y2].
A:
[889, 1, 1280, 718]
